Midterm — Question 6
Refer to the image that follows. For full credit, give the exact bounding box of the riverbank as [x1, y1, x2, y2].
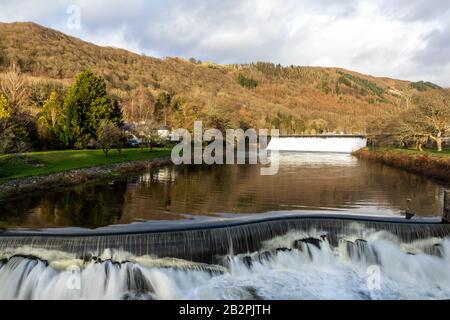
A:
[0, 148, 172, 199]
[353, 148, 450, 183]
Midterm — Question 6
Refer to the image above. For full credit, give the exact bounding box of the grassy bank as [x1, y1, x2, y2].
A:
[354, 148, 450, 182]
[0, 148, 171, 182]
[381, 148, 450, 157]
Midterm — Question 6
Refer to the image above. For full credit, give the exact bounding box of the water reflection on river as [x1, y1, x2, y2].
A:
[0, 153, 446, 229]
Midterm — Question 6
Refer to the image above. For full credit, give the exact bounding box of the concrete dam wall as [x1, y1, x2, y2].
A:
[267, 135, 367, 153]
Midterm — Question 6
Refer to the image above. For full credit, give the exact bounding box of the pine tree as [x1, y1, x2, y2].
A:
[63, 69, 123, 147]
[110, 99, 124, 127]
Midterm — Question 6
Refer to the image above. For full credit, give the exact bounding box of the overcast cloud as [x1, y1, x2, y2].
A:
[0, 0, 449, 86]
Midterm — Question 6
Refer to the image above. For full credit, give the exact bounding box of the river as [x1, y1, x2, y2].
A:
[1, 152, 449, 300]
[0, 153, 447, 229]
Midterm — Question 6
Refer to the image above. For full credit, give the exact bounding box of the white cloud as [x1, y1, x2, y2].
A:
[80, 25, 144, 53]
[0, 0, 449, 86]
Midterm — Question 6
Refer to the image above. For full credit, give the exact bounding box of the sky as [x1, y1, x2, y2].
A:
[0, 0, 449, 86]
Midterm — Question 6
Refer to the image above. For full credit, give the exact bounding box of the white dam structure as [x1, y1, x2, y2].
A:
[267, 135, 367, 153]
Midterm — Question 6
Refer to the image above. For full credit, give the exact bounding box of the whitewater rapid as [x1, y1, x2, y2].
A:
[1, 229, 450, 300]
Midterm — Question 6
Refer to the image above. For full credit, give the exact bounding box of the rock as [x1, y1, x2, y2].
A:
[125, 264, 154, 295]
[324, 233, 339, 247]
[122, 292, 155, 300]
[9, 254, 49, 267]
[424, 244, 444, 257]
[276, 247, 292, 253]
[293, 238, 323, 259]
[78, 253, 94, 263]
[243, 286, 263, 300]
[433, 244, 444, 258]
[242, 256, 253, 268]
[345, 240, 355, 257]
[101, 259, 122, 266]
[345, 239, 379, 264]
[293, 237, 322, 250]
[258, 251, 273, 263]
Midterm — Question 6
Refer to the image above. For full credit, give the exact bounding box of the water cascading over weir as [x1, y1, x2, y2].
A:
[267, 135, 368, 153]
[1, 212, 450, 299]
[1, 214, 449, 264]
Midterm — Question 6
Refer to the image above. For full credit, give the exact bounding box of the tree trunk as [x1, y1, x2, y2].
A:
[431, 132, 443, 152]
[416, 141, 423, 152]
[401, 137, 408, 149]
[436, 137, 443, 152]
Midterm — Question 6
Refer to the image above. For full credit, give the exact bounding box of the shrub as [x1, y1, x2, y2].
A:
[354, 149, 450, 182]
[97, 121, 123, 157]
[237, 74, 258, 89]
[337, 71, 385, 96]
[410, 81, 442, 92]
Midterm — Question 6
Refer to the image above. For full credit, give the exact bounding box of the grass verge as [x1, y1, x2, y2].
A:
[0, 148, 171, 182]
[353, 148, 450, 183]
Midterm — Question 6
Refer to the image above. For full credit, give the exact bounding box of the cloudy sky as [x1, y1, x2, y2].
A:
[0, 0, 449, 86]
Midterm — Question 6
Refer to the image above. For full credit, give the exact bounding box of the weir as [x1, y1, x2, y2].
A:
[1, 214, 449, 264]
[2, 213, 450, 299]
[267, 135, 368, 153]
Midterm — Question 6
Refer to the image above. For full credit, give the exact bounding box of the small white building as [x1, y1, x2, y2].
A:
[157, 126, 172, 140]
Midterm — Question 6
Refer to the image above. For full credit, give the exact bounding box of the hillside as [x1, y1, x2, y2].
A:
[0, 22, 442, 134]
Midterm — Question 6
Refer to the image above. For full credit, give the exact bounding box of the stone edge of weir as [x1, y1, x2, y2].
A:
[444, 190, 450, 224]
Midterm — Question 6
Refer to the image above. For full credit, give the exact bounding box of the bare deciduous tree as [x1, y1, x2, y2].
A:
[122, 88, 155, 124]
[368, 91, 449, 152]
[97, 121, 123, 158]
[134, 119, 160, 151]
[0, 63, 29, 113]
[412, 92, 450, 152]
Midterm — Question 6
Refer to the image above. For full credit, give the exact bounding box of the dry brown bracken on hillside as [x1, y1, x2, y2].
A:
[0, 22, 444, 134]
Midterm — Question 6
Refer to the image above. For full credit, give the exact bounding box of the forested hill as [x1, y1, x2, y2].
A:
[0, 22, 443, 134]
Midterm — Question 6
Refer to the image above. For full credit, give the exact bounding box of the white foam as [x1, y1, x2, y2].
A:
[1, 233, 450, 300]
[268, 137, 367, 153]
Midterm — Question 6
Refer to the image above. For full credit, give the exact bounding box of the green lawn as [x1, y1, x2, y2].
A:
[393, 148, 450, 157]
[0, 148, 171, 182]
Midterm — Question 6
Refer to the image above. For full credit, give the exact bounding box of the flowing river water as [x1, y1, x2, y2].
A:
[1, 152, 449, 300]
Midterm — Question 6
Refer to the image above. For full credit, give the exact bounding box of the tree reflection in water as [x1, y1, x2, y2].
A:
[0, 153, 447, 229]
